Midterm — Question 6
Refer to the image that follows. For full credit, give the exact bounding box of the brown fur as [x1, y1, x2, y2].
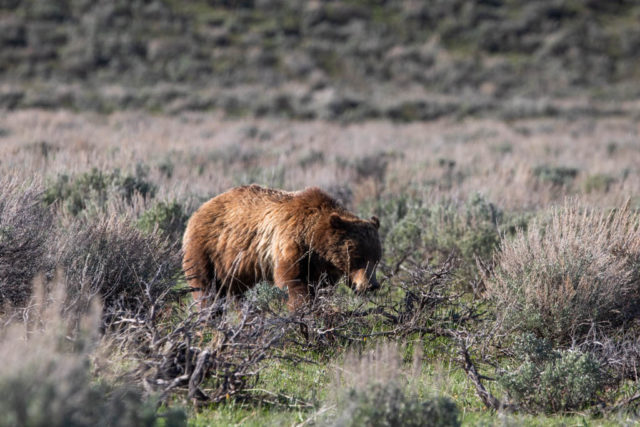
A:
[182, 185, 382, 310]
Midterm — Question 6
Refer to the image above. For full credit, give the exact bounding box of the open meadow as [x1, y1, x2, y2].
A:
[2, 108, 640, 426]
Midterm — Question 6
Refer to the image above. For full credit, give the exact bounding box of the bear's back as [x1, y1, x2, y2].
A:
[183, 185, 341, 291]
[217, 184, 343, 215]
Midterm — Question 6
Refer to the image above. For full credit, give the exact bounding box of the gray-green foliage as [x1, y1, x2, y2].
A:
[375, 193, 517, 282]
[58, 215, 182, 316]
[331, 381, 460, 427]
[499, 334, 604, 413]
[245, 281, 288, 312]
[486, 203, 640, 345]
[137, 200, 188, 240]
[533, 165, 578, 187]
[44, 165, 156, 216]
[0, 370, 184, 427]
[584, 173, 616, 194]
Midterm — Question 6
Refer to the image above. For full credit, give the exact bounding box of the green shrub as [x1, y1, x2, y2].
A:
[486, 202, 640, 345]
[332, 381, 460, 427]
[245, 281, 287, 312]
[584, 173, 616, 193]
[326, 344, 460, 427]
[424, 193, 503, 264]
[375, 193, 515, 285]
[533, 165, 579, 187]
[298, 149, 325, 168]
[44, 165, 156, 216]
[158, 157, 175, 179]
[499, 334, 604, 413]
[137, 200, 188, 240]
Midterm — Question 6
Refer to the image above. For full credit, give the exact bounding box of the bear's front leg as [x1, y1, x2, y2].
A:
[274, 244, 308, 311]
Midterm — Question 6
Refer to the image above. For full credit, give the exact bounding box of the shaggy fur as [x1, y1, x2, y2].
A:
[182, 185, 382, 310]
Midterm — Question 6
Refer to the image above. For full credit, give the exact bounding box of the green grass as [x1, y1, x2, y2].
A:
[189, 365, 631, 425]
[190, 359, 329, 426]
[191, 349, 480, 425]
[185, 343, 637, 426]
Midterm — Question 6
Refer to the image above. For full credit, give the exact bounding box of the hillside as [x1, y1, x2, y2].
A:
[1, 0, 640, 118]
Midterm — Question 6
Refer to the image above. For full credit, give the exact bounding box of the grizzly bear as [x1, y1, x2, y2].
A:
[182, 184, 382, 311]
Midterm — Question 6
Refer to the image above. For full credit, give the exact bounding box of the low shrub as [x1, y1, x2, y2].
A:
[326, 344, 460, 427]
[499, 334, 604, 413]
[0, 180, 52, 306]
[486, 202, 640, 345]
[0, 281, 186, 427]
[532, 165, 579, 187]
[374, 193, 519, 285]
[56, 214, 182, 317]
[333, 381, 460, 427]
[245, 281, 288, 312]
[137, 200, 188, 241]
[584, 173, 616, 194]
[44, 165, 156, 216]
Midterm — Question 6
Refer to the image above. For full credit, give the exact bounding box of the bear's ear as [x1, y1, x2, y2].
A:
[330, 213, 348, 229]
[370, 216, 380, 229]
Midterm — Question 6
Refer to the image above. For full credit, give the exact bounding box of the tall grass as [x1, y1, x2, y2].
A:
[2, 110, 640, 421]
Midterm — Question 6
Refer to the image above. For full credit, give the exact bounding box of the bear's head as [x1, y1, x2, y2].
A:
[324, 213, 382, 292]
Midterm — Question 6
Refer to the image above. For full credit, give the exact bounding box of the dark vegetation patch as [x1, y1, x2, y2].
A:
[498, 334, 604, 413]
[44, 165, 156, 216]
[0, 180, 52, 306]
[137, 200, 189, 241]
[2, 0, 640, 117]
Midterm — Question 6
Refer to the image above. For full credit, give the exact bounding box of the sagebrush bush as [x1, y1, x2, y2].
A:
[326, 344, 460, 427]
[333, 382, 460, 427]
[374, 193, 517, 284]
[486, 202, 640, 344]
[584, 173, 616, 194]
[56, 214, 182, 317]
[137, 200, 188, 240]
[0, 281, 186, 427]
[499, 334, 603, 413]
[533, 165, 579, 187]
[0, 180, 52, 306]
[245, 281, 288, 312]
[44, 165, 156, 216]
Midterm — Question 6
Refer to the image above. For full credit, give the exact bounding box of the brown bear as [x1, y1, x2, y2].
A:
[182, 184, 382, 311]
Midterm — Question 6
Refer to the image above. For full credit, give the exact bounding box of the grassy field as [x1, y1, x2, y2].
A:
[1, 108, 640, 426]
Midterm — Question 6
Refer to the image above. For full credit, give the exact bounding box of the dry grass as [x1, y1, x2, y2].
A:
[0, 278, 180, 426]
[1, 110, 639, 212]
[54, 212, 183, 318]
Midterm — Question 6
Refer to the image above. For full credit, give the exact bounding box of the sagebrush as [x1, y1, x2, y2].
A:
[486, 202, 640, 344]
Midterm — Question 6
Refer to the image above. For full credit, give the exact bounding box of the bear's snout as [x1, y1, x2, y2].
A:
[351, 265, 380, 293]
